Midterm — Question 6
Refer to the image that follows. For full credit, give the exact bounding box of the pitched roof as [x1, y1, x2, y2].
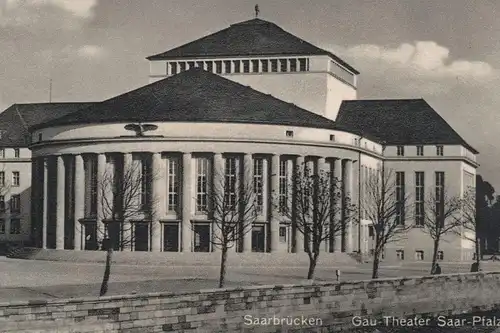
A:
[336, 99, 478, 154]
[31, 68, 357, 133]
[0, 103, 95, 147]
[147, 18, 359, 74]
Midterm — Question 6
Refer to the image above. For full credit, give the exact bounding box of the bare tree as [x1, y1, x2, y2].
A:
[198, 161, 258, 288]
[362, 168, 412, 279]
[279, 163, 356, 279]
[460, 187, 481, 270]
[97, 158, 159, 296]
[419, 187, 461, 274]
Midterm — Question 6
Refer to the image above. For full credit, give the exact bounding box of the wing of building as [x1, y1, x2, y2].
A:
[2, 18, 478, 262]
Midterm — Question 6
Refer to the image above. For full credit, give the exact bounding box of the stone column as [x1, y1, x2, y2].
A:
[295, 155, 305, 253]
[73, 155, 85, 251]
[344, 159, 354, 252]
[55, 155, 65, 250]
[212, 153, 224, 252]
[243, 153, 253, 253]
[181, 153, 192, 252]
[122, 153, 132, 251]
[333, 158, 343, 252]
[270, 154, 280, 252]
[151, 152, 163, 252]
[42, 157, 49, 249]
[96, 154, 106, 245]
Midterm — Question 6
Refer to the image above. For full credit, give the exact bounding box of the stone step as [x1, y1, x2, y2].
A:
[2, 320, 119, 333]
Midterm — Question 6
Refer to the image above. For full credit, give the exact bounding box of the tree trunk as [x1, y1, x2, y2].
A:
[307, 252, 319, 280]
[218, 246, 228, 288]
[99, 248, 113, 296]
[430, 238, 440, 274]
[371, 251, 380, 279]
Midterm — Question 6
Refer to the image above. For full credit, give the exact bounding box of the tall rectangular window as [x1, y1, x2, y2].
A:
[395, 172, 405, 225]
[10, 194, 20, 213]
[242, 60, 250, 73]
[289, 59, 297, 72]
[0, 171, 5, 186]
[435, 172, 445, 227]
[0, 219, 4, 234]
[169, 62, 178, 75]
[251, 59, 259, 73]
[415, 172, 425, 226]
[270, 59, 278, 72]
[215, 61, 222, 74]
[397, 146, 405, 156]
[278, 159, 288, 213]
[261, 59, 269, 72]
[206, 61, 213, 73]
[14, 149, 20, 158]
[179, 62, 186, 72]
[187, 61, 195, 70]
[253, 158, 264, 214]
[279, 59, 287, 72]
[416, 146, 424, 156]
[140, 159, 150, 209]
[85, 157, 98, 218]
[436, 145, 444, 156]
[167, 158, 179, 213]
[223, 60, 232, 73]
[12, 171, 20, 187]
[0, 149, 5, 158]
[196, 158, 210, 213]
[224, 157, 238, 210]
[0, 195, 5, 212]
[298, 58, 308, 71]
[10, 218, 20, 234]
[233, 60, 241, 73]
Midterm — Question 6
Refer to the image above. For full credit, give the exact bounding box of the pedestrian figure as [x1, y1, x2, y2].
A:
[470, 262, 479, 272]
[432, 263, 442, 275]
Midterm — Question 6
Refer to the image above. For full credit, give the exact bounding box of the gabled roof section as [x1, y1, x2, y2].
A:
[31, 68, 361, 133]
[336, 99, 478, 154]
[147, 18, 359, 74]
[0, 103, 95, 147]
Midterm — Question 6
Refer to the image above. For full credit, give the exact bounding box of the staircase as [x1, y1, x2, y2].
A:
[6, 247, 42, 259]
[1, 318, 119, 333]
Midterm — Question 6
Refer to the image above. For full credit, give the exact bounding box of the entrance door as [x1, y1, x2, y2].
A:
[252, 225, 265, 252]
[163, 224, 179, 252]
[193, 225, 210, 252]
[278, 225, 291, 252]
[134, 223, 149, 252]
[106, 222, 121, 251]
[84, 223, 98, 250]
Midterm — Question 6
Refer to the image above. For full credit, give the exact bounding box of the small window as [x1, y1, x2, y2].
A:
[416, 146, 424, 156]
[436, 145, 444, 156]
[397, 146, 405, 156]
[279, 226, 286, 242]
[329, 134, 336, 142]
[38, 133, 43, 142]
[261, 59, 269, 72]
[14, 149, 20, 158]
[368, 226, 374, 237]
[285, 130, 294, 138]
[396, 250, 404, 260]
[10, 218, 20, 234]
[12, 171, 20, 187]
[437, 251, 444, 260]
[0, 219, 4, 234]
[415, 250, 424, 261]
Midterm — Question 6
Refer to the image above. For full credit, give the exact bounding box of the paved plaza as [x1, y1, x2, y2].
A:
[0, 256, 496, 302]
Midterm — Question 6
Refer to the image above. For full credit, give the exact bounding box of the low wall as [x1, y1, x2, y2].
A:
[2, 272, 500, 332]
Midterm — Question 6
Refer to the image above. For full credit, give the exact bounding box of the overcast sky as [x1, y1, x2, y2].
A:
[1, 0, 499, 189]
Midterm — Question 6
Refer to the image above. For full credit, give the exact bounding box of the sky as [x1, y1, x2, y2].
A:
[0, 0, 499, 189]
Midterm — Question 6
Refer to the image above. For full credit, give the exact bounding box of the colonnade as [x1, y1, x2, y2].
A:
[31, 152, 357, 254]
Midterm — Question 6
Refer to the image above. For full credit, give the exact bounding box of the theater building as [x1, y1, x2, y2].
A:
[6, 18, 479, 261]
